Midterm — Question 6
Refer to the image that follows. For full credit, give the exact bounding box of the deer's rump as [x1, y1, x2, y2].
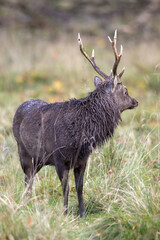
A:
[13, 99, 47, 140]
[13, 99, 47, 157]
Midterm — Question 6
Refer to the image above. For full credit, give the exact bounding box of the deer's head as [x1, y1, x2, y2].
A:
[78, 30, 138, 113]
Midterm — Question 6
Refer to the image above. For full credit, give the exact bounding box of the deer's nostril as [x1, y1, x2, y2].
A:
[133, 99, 138, 107]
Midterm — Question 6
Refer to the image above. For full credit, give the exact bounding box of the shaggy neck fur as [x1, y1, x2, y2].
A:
[69, 88, 121, 150]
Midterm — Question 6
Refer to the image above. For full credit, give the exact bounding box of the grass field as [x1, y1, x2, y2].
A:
[0, 29, 160, 240]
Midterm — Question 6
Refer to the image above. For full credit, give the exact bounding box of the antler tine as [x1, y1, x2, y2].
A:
[78, 33, 109, 80]
[108, 30, 123, 76]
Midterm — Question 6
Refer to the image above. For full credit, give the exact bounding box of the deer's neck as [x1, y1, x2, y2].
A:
[73, 92, 121, 149]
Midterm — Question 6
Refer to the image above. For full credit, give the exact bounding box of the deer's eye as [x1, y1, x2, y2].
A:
[124, 89, 128, 95]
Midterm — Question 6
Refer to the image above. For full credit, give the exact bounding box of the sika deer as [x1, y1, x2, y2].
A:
[13, 30, 138, 217]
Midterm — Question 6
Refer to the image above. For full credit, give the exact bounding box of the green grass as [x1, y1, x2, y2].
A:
[0, 29, 160, 240]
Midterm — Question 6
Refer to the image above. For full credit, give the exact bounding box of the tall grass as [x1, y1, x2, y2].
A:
[0, 29, 160, 239]
[83, 123, 160, 239]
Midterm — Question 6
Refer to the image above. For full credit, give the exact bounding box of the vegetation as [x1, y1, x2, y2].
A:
[0, 8, 160, 239]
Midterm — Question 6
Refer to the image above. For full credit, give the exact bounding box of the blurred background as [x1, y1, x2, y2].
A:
[0, 0, 160, 38]
[0, 0, 160, 132]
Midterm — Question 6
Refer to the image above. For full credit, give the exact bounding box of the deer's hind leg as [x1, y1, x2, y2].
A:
[17, 143, 35, 196]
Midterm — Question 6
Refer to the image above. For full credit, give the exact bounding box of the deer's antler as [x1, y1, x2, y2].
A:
[78, 33, 109, 81]
[108, 30, 124, 77]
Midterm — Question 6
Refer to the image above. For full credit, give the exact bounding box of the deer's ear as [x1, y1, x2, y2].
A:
[94, 76, 103, 87]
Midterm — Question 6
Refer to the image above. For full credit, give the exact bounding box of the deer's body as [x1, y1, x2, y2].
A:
[13, 31, 138, 217]
[13, 88, 121, 167]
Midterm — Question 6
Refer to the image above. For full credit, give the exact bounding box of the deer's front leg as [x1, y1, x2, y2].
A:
[74, 163, 86, 217]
